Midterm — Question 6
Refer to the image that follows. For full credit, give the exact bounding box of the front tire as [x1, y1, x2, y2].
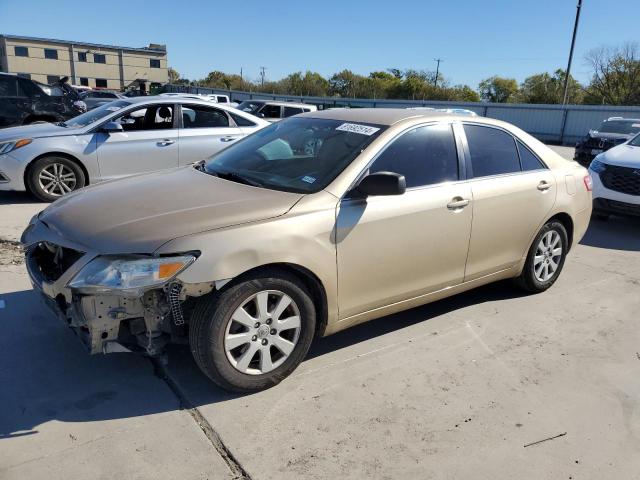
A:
[516, 220, 568, 293]
[27, 156, 86, 202]
[189, 270, 316, 393]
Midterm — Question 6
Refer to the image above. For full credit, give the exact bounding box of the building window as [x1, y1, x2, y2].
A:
[47, 75, 60, 84]
[17, 73, 31, 80]
[78, 52, 87, 62]
[94, 53, 106, 64]
[150, 59, 161, 68]
[44, 49, 58, 60]
[95, 78, 108, 88]
[80, 77, 89, 86]
[15, 46, 29, 57]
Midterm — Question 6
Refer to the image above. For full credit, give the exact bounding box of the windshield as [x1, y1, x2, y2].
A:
[204, 117, 386, 193]
[64, 100, 132, 128]
[237, 101, 264, 114]
[598, 120, 640, 135]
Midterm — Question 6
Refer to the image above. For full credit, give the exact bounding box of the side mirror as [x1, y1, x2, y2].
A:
[356, 171, 406, 196]
[101, 121, 123, 133]
[258, 113, 265, 118]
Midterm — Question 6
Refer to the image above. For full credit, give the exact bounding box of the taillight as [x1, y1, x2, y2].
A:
[583, 175, 593, 191]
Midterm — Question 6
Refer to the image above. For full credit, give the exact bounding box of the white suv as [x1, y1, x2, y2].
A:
[589, 134, 640, 219]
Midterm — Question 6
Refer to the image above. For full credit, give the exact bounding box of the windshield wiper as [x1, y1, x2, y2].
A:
[56, 122, 68, 127]
[206, 168, 264, 188]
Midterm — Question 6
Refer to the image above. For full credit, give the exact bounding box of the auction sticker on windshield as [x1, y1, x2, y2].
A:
[335, 123, 380, 136]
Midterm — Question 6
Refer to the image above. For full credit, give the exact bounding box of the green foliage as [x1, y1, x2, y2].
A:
[478, 76, 519, 103]
[517, 69, 584, 104]
[583, 42, 640, 105]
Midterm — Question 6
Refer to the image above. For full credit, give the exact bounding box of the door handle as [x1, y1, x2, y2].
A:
[157, 139, 175, 146]
[447, 197, 470, 210]
[537, 181, 552, 191]
[220, 136, 238, 142]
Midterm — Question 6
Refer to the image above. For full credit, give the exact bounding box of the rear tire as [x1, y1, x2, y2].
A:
[189, 270, 316, 393]
[515, 220, 568, 293]
[27, 156, 86, 202]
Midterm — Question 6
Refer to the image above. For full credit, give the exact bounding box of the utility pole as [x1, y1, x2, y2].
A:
[433, 58, 443, 87]
[562, 0, 583, 105]
[259, 66, 266, 87]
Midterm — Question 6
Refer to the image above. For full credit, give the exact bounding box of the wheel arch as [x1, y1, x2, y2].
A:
[216, 262, 329, 340]
[546, 212, 574, 251]
[24, 152, 91, 189]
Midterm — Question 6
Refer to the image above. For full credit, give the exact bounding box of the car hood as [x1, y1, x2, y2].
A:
[32, 167, 303, 254]
[0, 122, 77, 142]
[599, 144, 640, 168]
[587, 130, 634, 141]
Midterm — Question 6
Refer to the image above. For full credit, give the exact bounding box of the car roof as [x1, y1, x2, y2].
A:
[240, 100, 314, 108]
[605, 117, 640, 122]
[299, 108, 453, 126]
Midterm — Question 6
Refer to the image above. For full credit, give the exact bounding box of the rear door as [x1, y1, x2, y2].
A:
[460, 123, 556, 281]
[94, 103, 179, 181]
[177, 103, 244, 165]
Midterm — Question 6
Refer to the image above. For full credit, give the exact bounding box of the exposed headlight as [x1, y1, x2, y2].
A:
[0, 138, 32, 155]
[68, 255, 196, 293]
[589, 159, 607, 173]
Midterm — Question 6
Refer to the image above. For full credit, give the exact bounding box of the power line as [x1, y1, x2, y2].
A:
[433, 58, 443, 87]
[562, 0, 583, 105]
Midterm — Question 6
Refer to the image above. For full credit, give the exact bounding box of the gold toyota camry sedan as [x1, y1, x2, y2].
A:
[22, 109, 592, 392]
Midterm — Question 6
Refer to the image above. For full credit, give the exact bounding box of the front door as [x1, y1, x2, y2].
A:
[336, 123, 473, 319]
[178, 104, 244, 165]
[94, 104, 179, 181]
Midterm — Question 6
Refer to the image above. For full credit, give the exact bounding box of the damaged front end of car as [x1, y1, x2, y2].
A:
[22, 219, 215, 356]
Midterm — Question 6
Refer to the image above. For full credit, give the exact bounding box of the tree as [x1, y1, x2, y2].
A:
[168, 67, 181, 84]
[518, 69, 584, 104]
[584, 42, 640, 105]
[448, 85, 481, 102]
[478, 76, 519, 103]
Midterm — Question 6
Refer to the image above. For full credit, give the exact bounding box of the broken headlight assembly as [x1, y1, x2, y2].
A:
[67, 255, 196, 294]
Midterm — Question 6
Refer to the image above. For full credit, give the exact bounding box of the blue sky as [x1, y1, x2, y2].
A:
[1, 0, 637, 88]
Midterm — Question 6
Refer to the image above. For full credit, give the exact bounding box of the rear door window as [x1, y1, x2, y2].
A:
[283, 106, 304, 117]
[369, 123, 459, 188]
[0, 76, 18, 96]
[463, 124, 520, 177]
[181, 104, 230, 128]
[260, 104, 282, 118]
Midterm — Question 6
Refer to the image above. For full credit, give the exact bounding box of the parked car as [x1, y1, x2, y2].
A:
[236, 100, 317, 122]
[21, 109, 592, 392]
[0, 96, 268, 201]
[80, 90, 127, 110]
[0, 73, 86, 128]
[574, 117, 640, 166]
[589, 133, 640, 219]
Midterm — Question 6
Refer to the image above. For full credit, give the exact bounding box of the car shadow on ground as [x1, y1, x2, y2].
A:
[0, 191, 41, 205]
[0, 280, 529, 438]
[580, 215, 640, 251]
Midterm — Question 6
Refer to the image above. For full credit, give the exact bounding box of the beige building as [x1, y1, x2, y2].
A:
[0, 34, 168, 91]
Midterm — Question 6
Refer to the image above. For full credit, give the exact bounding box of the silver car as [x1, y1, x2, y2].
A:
[0, 96, 269, 201]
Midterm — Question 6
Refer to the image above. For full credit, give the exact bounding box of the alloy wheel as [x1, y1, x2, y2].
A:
[533, 230, 563, 282]
[38, 163, 77, 196]
[224, 290, 301, 375]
